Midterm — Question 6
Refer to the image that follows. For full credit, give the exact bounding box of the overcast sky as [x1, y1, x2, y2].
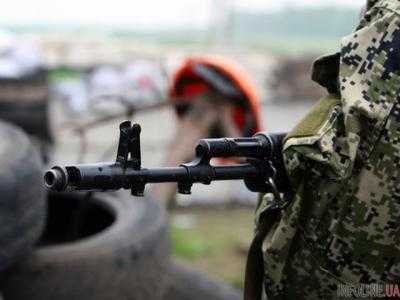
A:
[0, 0, 366, 28]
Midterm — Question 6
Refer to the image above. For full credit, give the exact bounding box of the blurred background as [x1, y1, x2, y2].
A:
[0, 0, 364, 292]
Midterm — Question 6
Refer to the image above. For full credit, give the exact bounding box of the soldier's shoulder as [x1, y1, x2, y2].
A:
[371, 0, 400, 13]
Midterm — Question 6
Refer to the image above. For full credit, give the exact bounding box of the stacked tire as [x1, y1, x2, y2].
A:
[0, 70, 52, 143]
[0, 121, 242, 300]
[0, 120, 46, 273]
[0, 70, 53, 162]
[0, 120, 172, 300]
[1, 192, 171, 300]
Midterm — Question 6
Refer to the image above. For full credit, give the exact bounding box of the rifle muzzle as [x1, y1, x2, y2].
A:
[45, 163, 132, 192]
[44, 166, 69, 191]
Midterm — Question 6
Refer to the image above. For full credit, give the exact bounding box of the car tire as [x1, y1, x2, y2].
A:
[1, 192, 170, 300]
[0, 120, 46, 272]
[0, 70, 52, 143]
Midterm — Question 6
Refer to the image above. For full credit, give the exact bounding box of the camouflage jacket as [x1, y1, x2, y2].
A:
[256, 1, 400, 299]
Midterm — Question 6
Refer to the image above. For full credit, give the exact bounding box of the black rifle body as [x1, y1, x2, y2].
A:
[45, 121, 288, 196]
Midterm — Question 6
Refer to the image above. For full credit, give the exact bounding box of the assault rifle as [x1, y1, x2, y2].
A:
[44, 121, 289, 202]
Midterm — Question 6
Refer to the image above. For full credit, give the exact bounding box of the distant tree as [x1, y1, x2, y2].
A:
[233, 6, 359, 39]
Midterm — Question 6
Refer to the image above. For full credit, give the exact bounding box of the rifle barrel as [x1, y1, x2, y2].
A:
[44, 122, 288, 195]
[44, 163, 260, 192]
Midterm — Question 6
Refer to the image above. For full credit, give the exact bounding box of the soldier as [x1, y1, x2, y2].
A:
[152, 56, 262, 207]
[247, 0, 400, 299]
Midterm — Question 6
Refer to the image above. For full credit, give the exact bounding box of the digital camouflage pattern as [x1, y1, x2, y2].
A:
[256, 0, 400, 298]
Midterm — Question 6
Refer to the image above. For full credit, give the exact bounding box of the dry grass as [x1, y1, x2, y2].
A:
[170, 207, 254, 289]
